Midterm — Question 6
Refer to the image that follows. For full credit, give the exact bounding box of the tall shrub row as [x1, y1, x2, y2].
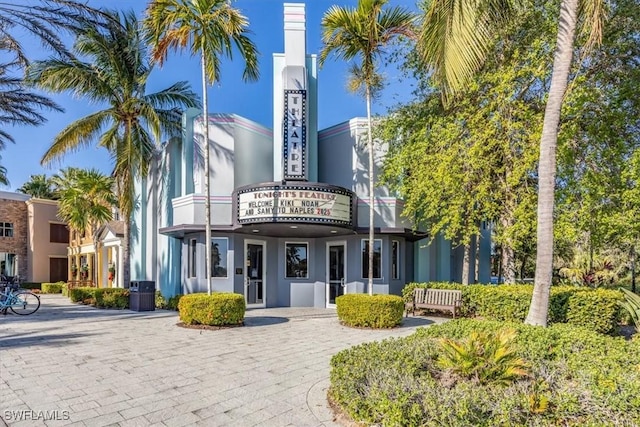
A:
[403, 282, 623, 334]
[68, 287, 129, 309]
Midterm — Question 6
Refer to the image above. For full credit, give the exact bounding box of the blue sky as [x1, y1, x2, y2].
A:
[2, 0, 418, 191]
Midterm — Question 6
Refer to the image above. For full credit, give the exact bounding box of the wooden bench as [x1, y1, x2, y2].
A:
[405, 288, 462, 318]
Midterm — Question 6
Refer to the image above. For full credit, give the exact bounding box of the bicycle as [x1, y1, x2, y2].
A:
[0, 276, 40, 315]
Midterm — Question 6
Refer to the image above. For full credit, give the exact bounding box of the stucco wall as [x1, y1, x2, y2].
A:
[27, 199, 68, 283]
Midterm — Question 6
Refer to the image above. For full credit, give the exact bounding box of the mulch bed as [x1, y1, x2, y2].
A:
[176, 321, 244, 331]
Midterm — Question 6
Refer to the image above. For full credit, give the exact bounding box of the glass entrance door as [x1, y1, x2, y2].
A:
[245, 241, 265, 307]
[326, 242, 346, 308]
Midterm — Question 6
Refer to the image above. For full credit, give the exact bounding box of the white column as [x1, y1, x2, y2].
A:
[117, 246, 124, 288]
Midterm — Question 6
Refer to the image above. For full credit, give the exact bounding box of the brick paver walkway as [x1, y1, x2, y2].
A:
[0, 295, 443, 426]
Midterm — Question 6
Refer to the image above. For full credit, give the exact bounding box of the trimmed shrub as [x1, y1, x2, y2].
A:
[566, 288, 623, 334]
[178, 293, 245, 326]
[330, 319, 640, 426]
[20, 282, 42, 290]
[403, 282, 624, 333]
[93, 288, 129, 309]
[41, 282, 66, 294]
[336, 294, 404, 328]
[68, 287, 95, 303]
[68, 287, 129, 309]
[155, 291, 182, 310]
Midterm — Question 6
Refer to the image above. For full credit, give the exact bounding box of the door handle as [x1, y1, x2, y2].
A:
[340, 278, 346, 288]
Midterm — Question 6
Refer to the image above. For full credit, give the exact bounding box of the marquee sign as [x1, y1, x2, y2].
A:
[283, 90, 306, 180]
[236, 184, 354, 226]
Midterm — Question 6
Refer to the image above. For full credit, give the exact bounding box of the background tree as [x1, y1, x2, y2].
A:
[417, 0, 606, 326]
[52, 167, 116, 284]
[27, 10, 200, 290]
[17, 174, 56, 199]
[381, 0, 553, 285]
[144, 0, 259, 295]
[319, 0, 415, 294]
[554, 0, 640, 291]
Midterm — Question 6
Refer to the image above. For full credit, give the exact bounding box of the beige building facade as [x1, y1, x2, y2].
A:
[26, 198, 69, 283]
[0, 191, 70, 283]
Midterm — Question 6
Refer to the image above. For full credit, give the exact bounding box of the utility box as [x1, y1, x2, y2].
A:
[129, 281, 156, 311]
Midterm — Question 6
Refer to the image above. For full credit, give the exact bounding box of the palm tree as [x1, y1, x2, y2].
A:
[52, 168, 116, 284]
[17, 174, 56, 199]
[0, 1, 112, 176]
[144, 0, 259, 295]
[319, 0, 415, 296]
[418, 0, 606, 325]
[26, 10, 200, 292]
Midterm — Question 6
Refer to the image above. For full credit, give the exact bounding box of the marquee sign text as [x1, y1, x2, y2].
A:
[237, 185, 353, 226]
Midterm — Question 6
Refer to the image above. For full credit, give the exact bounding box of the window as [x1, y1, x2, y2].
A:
[285, 242, 308, 278]
[211, 238, 228, 278]
[0, 253, 17, 277]
[361, 239, 382, 279]
[392, 240, 400, 280]
[0, 223, 14, 237]
[188, 239, 197, 278]
[50, 223, 69, 243]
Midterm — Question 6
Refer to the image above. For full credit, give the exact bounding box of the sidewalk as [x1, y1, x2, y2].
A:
[0, 295, 444, 427]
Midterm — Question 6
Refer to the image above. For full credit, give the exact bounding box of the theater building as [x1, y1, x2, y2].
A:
[131, 3, 491, 307]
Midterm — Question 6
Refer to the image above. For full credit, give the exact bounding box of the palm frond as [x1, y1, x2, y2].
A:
[0, 0, 113, 65]
[418, 0, 516, 98]
[143, 0, 260, 85]
[620, 288, 640, 330]
[41, 110, 112, 165]
[144, 81, 201, 110]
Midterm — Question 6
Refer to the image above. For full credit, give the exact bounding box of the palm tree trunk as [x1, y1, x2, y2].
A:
[123, 218, 130, 291]
[201, 51, 212, 295]
[526, 0, 578, 327]
[366, 85, 374, 296]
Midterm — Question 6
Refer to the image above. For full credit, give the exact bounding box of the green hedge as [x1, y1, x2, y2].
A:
[330, 319, 640, 426]
[178, 293, 245, 326]
[68, 287, 95, 303]
[403, 282, 623, 334]
[566, 288, 623, 334]
[68, 287, 129, 309]
[155, 291, 182, 310]
[93, 288, 129, 309]
[336, 294, 404, 328]
[20, 282, 42, 290]
[41, 282, 66, 294]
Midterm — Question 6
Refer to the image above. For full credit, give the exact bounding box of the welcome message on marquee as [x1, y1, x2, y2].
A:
[238, 189, 351, 223]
